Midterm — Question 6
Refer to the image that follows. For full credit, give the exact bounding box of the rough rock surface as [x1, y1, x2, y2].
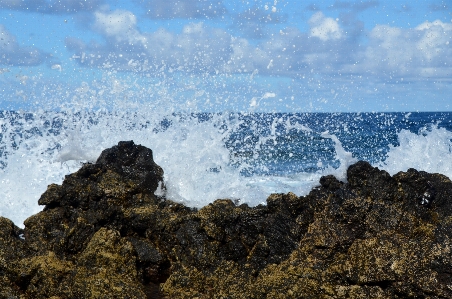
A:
[1, 141, 452, 298]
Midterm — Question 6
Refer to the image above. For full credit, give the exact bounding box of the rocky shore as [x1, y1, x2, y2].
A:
[1, 141, 452, 298]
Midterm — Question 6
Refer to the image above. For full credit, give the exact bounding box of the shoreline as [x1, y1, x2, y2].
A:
[1, 141, 452, 298]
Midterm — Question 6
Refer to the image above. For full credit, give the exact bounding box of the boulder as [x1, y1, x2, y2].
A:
[1, 141, 452, 298]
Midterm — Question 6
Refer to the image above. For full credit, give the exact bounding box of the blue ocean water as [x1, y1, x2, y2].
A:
[2, 111, 451, 171]
[224, 112, 452, 175]
[1, 110, 451, 226]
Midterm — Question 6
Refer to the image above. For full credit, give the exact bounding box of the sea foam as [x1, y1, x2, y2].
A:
[1, 109, 451, 227]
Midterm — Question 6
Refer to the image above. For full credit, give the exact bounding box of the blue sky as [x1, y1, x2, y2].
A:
[0, 0, 450, 112]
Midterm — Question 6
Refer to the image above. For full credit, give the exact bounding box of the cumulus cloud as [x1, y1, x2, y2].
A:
[415, 20, 452, 62]
[0, 25, 48, 66]
[0, 0, 104, 13]
[309, 12, 343, 41]
[133, 0, 227, 19]
[234, 16, 452, 81]
[66, 8, 452, 84]
[67, 9, 232, 73]
[93, 10, 147, 45]
[326, 1, 377, 41]
[67, 10, 342, 77]
[350, 20, 452, 79]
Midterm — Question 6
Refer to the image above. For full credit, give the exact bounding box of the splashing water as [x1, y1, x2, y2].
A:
[0, 73, 451, 227]
[380, 126, 452, 175]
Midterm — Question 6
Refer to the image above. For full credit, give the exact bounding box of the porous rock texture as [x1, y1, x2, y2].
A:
[1, 141, 452, 298]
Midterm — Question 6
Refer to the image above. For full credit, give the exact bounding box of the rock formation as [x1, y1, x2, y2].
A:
[1, 141, 452, 298]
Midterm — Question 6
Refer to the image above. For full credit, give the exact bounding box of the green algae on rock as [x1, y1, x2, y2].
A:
[1, 141, 452, 298]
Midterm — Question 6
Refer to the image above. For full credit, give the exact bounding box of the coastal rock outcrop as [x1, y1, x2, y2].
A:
[1, 141, 452, 298]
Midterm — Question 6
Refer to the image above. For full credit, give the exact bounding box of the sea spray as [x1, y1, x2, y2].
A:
[0, 110, 451, 227]
[379, 125, 452, 176]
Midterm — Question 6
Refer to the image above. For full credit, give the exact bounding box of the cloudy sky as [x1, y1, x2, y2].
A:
[0, 0, 450, 112]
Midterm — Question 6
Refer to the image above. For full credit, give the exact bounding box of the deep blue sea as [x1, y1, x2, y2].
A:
[1, 111, 452, 226]
[223, 112, 452, 175]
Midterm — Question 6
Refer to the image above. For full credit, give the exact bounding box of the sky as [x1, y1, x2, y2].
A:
[0, 0, 450, 112]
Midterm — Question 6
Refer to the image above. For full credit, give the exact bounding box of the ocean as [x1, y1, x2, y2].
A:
[1, 110, 451, 227]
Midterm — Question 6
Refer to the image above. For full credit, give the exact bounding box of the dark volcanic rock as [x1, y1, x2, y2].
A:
[1, 141, 452, 298]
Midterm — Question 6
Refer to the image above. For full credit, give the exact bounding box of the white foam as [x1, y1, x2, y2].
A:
[0, 112, 274, 226]
[321, 131, 358, 180]
[0, 110, 451, 228]
[0, 125, 85, 226]
[378, 126, 452, 178]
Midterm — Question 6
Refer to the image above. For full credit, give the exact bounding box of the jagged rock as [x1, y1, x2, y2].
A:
[72, 228, 146, 298]
[1, 141, 452, 298]
[0, 217, 26, 298]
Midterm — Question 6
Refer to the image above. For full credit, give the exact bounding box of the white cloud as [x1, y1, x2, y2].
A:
[182, 22, 204, 35]
[365, 25, 410, 70]
[356, 20, 452, 78]
[145, 23, 232, 72]
[415, 19, 452, 31]
[415, 20, 452, 62]
[68, 15, 234, 73]
[309, 12, 343, 41]
[0, 25, 48, 66]
[147, 28, 175, 53]
[226, 37, 259, 73]
[94, 10, 146, 45]
[66, 9, 452, 84]
[0, 25, 16, 52]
